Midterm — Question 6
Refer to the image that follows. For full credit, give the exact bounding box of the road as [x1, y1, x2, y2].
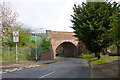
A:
[2, 57, 90, 78]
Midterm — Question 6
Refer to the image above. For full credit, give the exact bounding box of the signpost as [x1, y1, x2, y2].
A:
[13, 31, 19, 62]
[32, 28, 43, 62]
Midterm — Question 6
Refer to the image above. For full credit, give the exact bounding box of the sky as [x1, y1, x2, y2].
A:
[0, 0, 120, 33]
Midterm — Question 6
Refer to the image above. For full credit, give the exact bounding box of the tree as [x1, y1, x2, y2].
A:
[0, 1, 18, 37]
[109, 2, 120, 54]
[0, 1, 31, 47]
[71, 0, 120, 59]
[10, 24, 31, 47]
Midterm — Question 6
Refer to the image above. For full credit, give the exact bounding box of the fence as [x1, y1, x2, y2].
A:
[1, 46, 35, 61]
[1, 45, 54, 61]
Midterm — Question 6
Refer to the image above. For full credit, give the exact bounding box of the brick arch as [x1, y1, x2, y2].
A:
[54, 40, 77, 50]
[46, 30, 79, 59]
[55, 41, 77, 57]
[45, 30, 91, 59]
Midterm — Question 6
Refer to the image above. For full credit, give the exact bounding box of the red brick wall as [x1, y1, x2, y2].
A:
[38, 49, 54, 60]
[56, 45, 63, 54]
[77, 41, 91, 55]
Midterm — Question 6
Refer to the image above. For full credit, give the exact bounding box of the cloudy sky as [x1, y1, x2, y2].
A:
[0, 0, 119, 32]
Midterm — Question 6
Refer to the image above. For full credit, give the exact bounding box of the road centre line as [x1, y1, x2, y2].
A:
[39, 71, 55, 78]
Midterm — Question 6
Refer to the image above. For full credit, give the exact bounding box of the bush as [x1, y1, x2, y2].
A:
[41, 39, 51, 51]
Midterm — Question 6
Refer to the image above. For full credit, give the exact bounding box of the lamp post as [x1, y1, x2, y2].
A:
[32, 28, 43, 62]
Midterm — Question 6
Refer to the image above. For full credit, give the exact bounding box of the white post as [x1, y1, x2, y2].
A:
[13, 31, 19, 62]
[16, 43, 18, 62]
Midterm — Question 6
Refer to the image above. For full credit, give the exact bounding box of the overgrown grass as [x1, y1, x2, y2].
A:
[77, 54, 106, 64]
[93, 57, 106, 64]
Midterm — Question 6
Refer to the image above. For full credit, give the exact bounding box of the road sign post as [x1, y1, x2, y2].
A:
[16, 43, 18, 62]
[13, 31, 19, 62]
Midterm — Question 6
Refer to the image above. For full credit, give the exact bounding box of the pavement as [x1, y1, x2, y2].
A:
[1, 59, 59, 68]
[90, 60, 120, 78]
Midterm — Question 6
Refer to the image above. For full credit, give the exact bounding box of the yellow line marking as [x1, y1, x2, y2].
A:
[0, 64, 45, 68]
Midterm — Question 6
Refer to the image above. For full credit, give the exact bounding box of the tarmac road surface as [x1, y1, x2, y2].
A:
[2, 57, 90, 78]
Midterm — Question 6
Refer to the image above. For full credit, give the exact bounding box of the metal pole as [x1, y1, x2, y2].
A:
[40, 45, 42, 60]
[33, 28, 43, 62]
[8, 45, 10, 59]
[29, 46, 31, 56]
[16, 43, 18, 62]
[35, 32, 37, 62]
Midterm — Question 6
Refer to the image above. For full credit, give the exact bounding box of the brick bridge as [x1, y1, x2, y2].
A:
[46, 30, 90, 59]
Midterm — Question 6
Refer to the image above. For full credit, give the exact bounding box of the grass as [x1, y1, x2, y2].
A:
[77, 54, 106, 64]
[77, 54, 97, 61]
[93, 57, 106, 64]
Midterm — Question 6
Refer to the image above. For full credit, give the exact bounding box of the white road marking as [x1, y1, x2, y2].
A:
[16, 68, 22, 71]
[25, 66, 31, 68]
[31, 66, 35, 68]
[39, 71, 55, 78]
[2, 72, 6, 74]
[0, 71, 2, 74]
[13, 68, 18, 71]
[5, 70, 9, 72]
[8, 69, 16, 72]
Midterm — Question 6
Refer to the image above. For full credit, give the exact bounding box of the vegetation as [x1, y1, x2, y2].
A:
[2, 47, 30, 61]
[1, 1, 31, 47]
[71, 0, 120, 59]
[29, 36, 51, 52]
[77, 54, 97, 61]
[0, 1, 18, 38]
[3, 25, 31, 47]
[41, 39, 51, 51]
[109, 7, 120, 54]
[57, 53, 61, 56]
[1, 36, 51, 61]
[77, 53, 119, 64]
[93, 57, 106, 64]
[77, 54, 106, 64]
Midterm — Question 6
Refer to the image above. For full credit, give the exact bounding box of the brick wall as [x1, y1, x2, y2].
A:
[77, 41, 91, 55]
[38, 49, 54, 60]
[56, 45, 63, 54]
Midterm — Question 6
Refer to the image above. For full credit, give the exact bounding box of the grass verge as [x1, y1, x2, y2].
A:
[77, 54, 106, 64]
[77, 54, 119, 65]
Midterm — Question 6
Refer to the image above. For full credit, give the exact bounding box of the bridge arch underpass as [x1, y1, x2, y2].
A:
[46, 30, 90, 59]
[55, 42, 77, 57]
